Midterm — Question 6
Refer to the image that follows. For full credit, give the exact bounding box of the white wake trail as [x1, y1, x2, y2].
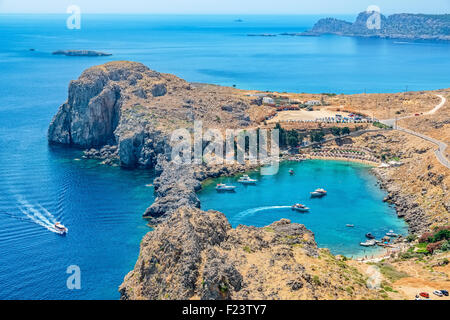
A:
[16, 199, 60, 233]
[234, 205, 291, 219]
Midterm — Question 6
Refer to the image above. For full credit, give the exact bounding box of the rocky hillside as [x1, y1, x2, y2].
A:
[305, 12, 450, 41]
[48, 61, 256, 168]
[120, 206, 380, 300]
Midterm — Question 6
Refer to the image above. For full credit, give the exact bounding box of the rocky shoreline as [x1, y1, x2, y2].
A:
[303, 12, 450, 41]
[373, 167, 430, 234]
[144, 154, 261, 224]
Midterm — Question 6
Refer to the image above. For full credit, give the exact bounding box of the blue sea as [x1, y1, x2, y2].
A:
[0, 14, 447, 299]
[198, 161, 408, 258]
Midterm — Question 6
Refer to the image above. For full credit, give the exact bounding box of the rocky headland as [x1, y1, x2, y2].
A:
[48, 61, 256, 168]
[52, 50, 112, 57]
[120, 205, 380, 300]
[302, 12, 450, 41]
[48, 61, 448, 300]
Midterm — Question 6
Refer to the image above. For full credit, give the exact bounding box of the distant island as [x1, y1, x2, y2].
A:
[300, 11, 450, 41]
[52, 50, 112, 57]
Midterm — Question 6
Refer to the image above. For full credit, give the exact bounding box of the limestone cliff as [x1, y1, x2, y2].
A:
[305, 12, 450, 41]
[48, 61, 255, 168]
[120, 206, 380, 300]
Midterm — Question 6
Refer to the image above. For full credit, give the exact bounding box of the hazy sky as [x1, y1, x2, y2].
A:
[0, 0, 449, 14]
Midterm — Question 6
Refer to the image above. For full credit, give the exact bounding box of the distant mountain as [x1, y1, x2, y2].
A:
[302, 12, 450, 41]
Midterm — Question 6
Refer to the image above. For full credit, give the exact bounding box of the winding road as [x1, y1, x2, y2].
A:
[380, 94, 449, 169]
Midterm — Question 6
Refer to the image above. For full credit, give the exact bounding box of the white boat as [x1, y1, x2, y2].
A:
[291, 203, 310, 212]
[360, 239, 376, 247]
[215, 183, 236, 192]
[346, 224, 355, 227]
[310, 188, 327, 198]
[237, 174, 258, 184]
[386, 230, 398, 237]
[54, 222, 68, 235]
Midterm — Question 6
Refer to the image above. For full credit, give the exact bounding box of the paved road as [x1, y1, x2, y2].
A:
[380, 94, 449, 169]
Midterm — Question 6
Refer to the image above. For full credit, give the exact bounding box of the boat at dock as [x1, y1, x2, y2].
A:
[215, 183, 236, 192]
[360, 239, 376, 247]
[54, 222, 68, 235]
[365, 232, 375, 239]
[386, 230, 398, 237]
[310, 188, 327, 198]
[291, 203, 310, 212]
[237, 174, 257, 185]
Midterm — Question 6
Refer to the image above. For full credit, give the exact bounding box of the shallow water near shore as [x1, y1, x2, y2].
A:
[198, 160, 408, 258]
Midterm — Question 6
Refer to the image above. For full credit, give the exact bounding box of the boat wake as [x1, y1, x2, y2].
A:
[3, 198, 64, 234]
[234, 205, 291, 219]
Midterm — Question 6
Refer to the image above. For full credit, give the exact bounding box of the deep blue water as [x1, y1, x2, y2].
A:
[198, 161, 408, 258]
[0, 14, 446, 299]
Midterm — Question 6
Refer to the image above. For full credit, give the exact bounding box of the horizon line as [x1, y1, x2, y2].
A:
[0, 11, 448, 15]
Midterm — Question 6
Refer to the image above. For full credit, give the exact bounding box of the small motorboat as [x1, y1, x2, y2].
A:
[289, 169, 294, 175]
[237, 174, 257, 185]
[54, 222, 68, 235]
[360, 239, 376, 247]
[365, 233, 375, 239]
[346, 224, 355, 227]
[310, 188, 327, 198]
[386, 230, 398, 237]
[291, 203, 310, 212]
[215, 183, 236, 192]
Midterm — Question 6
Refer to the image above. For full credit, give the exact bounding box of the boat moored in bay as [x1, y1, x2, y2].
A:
[386, 230, 398, 237]
[365, 232, 375, 239]
[360, 239, 376, 247]
[237, 174, 258, 185]
[310, 188, 327, 198]
[291, 203, 310, 212]
[215, 183, 237, 192]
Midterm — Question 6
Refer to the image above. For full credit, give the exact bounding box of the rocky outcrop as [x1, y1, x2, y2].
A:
[120, 206, 378, 300]
[52, 50, 112, 56]
[304, 12, 450, 41]
[48, 61, 254, 168]
[144, 154, 259, 223]
[374, 168, 430, 234]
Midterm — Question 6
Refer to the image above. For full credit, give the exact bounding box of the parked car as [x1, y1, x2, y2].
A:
[440, 290, 449, 296]
[419, 292, 430, 299]
[433, 290, 443, 297]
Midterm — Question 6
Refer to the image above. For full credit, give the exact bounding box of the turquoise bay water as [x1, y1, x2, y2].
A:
[198, 161, 408, 258]
[0, 14, 445, 299]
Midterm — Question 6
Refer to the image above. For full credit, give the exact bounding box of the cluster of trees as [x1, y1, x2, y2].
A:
[275, 123, 304, 148]
[418, 227, 450, 254]
[330, 126, 351, 137]
[273, 124, 353, 148]
[310, 130, 325, 143]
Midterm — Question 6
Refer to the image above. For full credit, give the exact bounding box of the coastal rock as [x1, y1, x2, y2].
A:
[52, 50, 112, 56]
[120, 206, 378, 300]
[304, 12, 450, 41]
[48, 61, 254, 168]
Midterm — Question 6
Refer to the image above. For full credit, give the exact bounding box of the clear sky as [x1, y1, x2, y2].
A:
[0, 0, 449, 14]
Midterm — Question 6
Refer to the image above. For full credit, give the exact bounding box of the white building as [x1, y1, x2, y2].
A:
[262, 97, 275, 104]
[305, 100, 321, 106]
